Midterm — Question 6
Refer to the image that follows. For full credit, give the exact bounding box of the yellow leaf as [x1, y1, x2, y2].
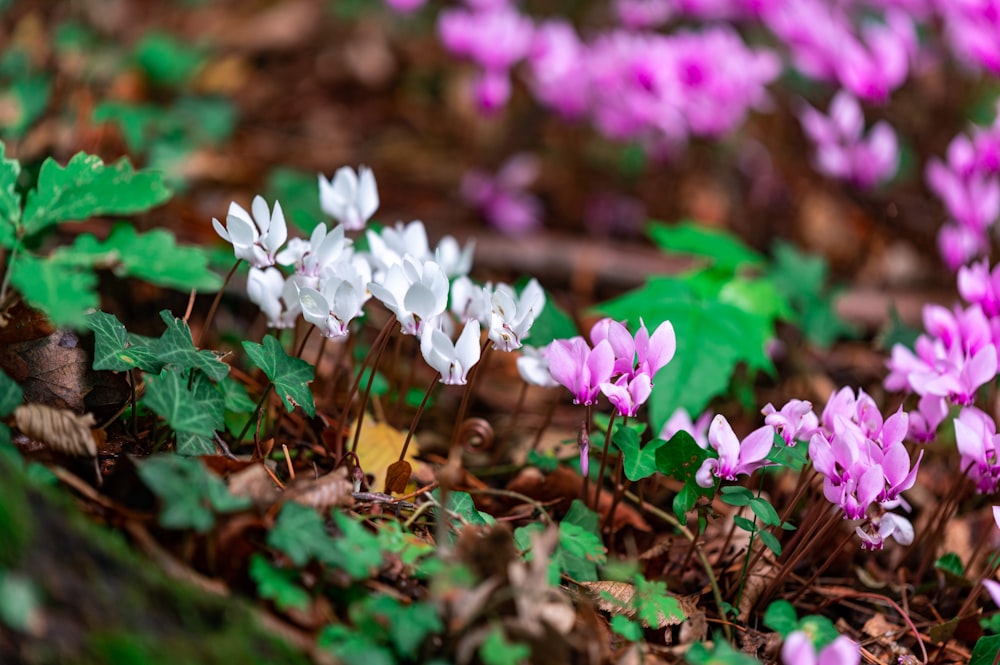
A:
[351, 418, 422, 494]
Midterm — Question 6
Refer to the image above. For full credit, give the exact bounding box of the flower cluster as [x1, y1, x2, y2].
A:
[798, 91, 899, 188]
[926, 108, 1000, 269]
[547, 318, 676, 416]
[885, 262, 1000, 440]
[953, 407, 1000, 494]
[774, 389, 922, 550]
[214, 165, 546, 386]
[460, 153, 543, 236]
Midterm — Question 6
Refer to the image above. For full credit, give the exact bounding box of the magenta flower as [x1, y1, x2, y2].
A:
[546, 337, 615, 406]
[959, 260, 1000, 317]
[954, 407, 1000, 494]
[461, 154, 543, 236]
[695, 415, 775, 487]
[907, 394, 949, 443]
[782, 631, 860, 665]
[600, 373, 652, 417]
[798, 91, 899, 188]
[855, 511, 914, 551]
[762, 398, 818, 445]
[526, 20, 589, 118]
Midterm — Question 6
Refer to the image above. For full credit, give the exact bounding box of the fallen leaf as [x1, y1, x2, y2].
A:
[284, 466, 355, 511]
[384, 459, 412, 495]
[13, 404, 98, 457]
[580, 581, 687, 628]
[350, 418, 422, 493]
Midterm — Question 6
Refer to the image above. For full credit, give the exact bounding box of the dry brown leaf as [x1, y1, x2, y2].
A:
[227, 463, 281, 508]
[284, 466, 355, 511]
[580, 581, 687, 628]
[13, 404, 98, 457]
[384, 459, 412, 495]
[351, 418, 422, 493]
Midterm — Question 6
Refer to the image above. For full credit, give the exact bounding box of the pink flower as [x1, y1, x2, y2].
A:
[547, 337, 616, 406]
[762, 398, 818, 445]
[782, 631, 860, 665]
[660, 407, 712, 448]
[695, 415, 774, 487]
[600, 373, 653, 417]
[954, 407, 1000, 494]
[461, 154, 543, 236]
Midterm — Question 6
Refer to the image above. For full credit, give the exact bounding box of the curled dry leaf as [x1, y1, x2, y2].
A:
[384, 459, 411, 495]
[284, 466, 354, 511]
[227, 463, 281, 508]
[13, 403, 99, 457]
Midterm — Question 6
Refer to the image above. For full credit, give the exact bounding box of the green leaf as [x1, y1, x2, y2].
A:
[11, 253, 98, 328]
[268, 502, 329, 567]
[763, 599, 798, 637]
[6, 75, 51, 138]
[634, 575, 685, 627]
[242, 335, 315, 417]
[219, 376, 256, 413]
[68, 224, 222, 291]
[934, 552, 965, 578]
[21, 152, 171, 237]
[612, 427, 666, 482]
[654, 431, 713, 519]
[137, 454, 250, 531]
[175, 432, 215, 456]
[598, 276, 773, 433]
[733, 515, 756, 532]
[265, 167, 324, 232]
[0, 368, 23, 418]
[646, 221, 765, 272]
[318, 625, 396, 665]
[133, 32, 205, 88]
[316, 512, 384, 580]
[0, 138, 22, 241]
[557, 500, 606, 582]
[971, 635, 1000, 665]
[355, 596, 443, 657]
[758, 529, 782, 555]
[719, 485, 754, 507]
[155, 311, 229, 381]
[749, 497, 781, 527]
[144, 369, 218, 439]
[249, 554, 311, 612]
[797, 614, 840, 650]
[524, 292, 578, 347]
[685, 633, 759, 664]
[610, 614, 642, 641]
[88, 310, 131, 371]
[480, 624, 530, 665]
[92, 102, 162, 153]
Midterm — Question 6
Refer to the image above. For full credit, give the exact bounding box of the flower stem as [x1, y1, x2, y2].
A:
[399, 376, 437, 462]
[332, 317, 396, 458]
[196, 258, 242, 347]
[592, 412, 617, 511]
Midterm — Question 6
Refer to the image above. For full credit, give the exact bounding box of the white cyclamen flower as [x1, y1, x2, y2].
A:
[421, 319, 482, 385]
[276, 223, 351, 285]
[434, 235, 475, 278]
[247, 267, 300, 329]
[450, 276, 491, 324]
[516, 344, 559, 387]
[366, 220, 431, 275]
[487, 278, 545, 352]
[298, 279, 362, 339]
[368, 256, 449, 335]
[213, 196, 288, 268]
[319, 165, 379, 231]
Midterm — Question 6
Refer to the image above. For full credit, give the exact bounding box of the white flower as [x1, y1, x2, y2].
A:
[487, 278, 545, 352]
[516, 344, 559, 387]
[212, 196, 288, 268]
[276, 223, 351, 286]
[421, 319, 482, 385]
[318, 166, 379, 231]
[450, 276, 491, 324]
[368, 256, 449, 335]
[366, 220, 431, 275]
[298, 279, 362, 339]
[247, 267, 300, 328]
[434, 235, 475, 278]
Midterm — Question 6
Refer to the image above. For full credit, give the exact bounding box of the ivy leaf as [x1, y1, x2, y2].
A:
[67, 224, 222, 291]
[155, 311, 228, 381]
[611, 426, 667, 482]
[11, 253, 98, 328]
[242, 335, 315, 417]
[249, 554, 311, 612]
[0, 143, 21, 244]
[21, 152, 171, 237]
[971, 635, 1000, 665]
[654, 430, 713, 520]
[144, 368, 218, 440]
[353, 596, 443, 657]
[88, 311, 166, 373]
[0, 367, 23, 418]
[480, 624, 530, 665]
[556, 500, 606, 583]
[646, 221, 765, 272]
[268, 502, 329, 567]
[316, 512, 384, 580]
[136, 454, 250, 531]
[219, 375, 255, 413]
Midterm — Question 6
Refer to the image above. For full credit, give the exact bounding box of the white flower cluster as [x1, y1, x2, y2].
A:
[213, 165, 547, 385]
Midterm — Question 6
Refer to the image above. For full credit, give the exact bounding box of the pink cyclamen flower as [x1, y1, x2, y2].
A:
[762, 398, 818, 445]
[599, 373, 653, 417]
[461, 154, 543, 236]
[799, 91, 899, 188]
[695, 415, 775, 487]
[954, 407, 1000, 494]
[660, 407, 712, 449]
[782, 631, 860, 665]
[546, 337, 615, 406]
[959, 259, 1000, 317]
